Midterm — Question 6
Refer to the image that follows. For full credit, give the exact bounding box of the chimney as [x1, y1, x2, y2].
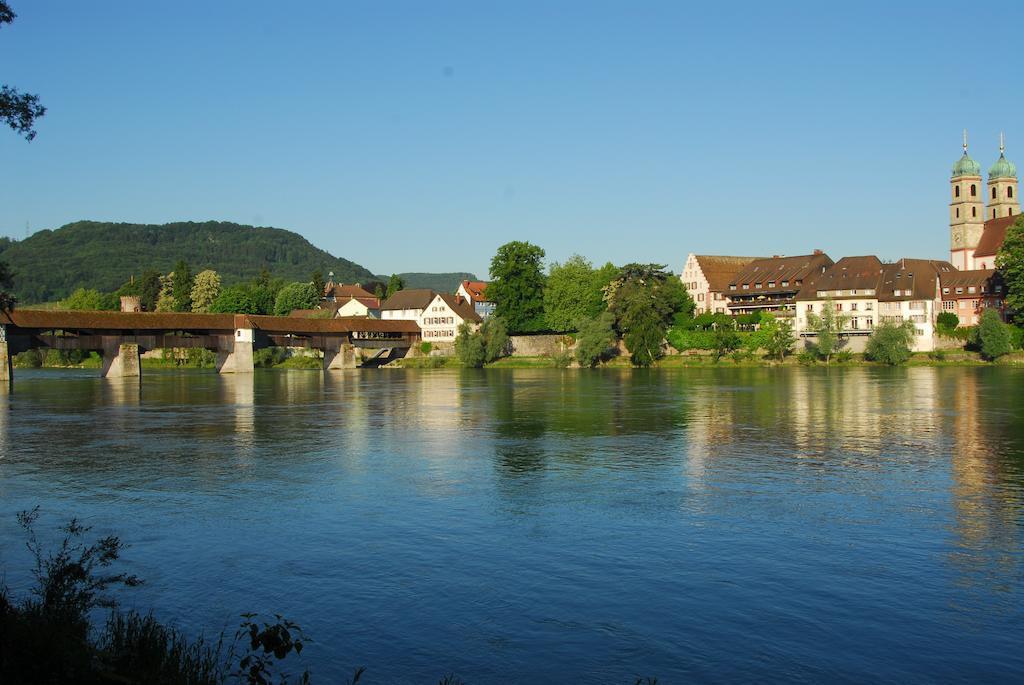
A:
[813, 249, 823, 255]
[454, 294, 463, 305]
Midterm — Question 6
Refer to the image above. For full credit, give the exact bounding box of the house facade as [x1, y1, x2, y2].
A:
[794, 257, 952, 352]
[681, 254, 761, 314]
[939, 269, 1006, 326]
[335, 297, 381, 319]
[456, 280, 496, 319]
[381, 289, 436, 321]
[419, 293, 482, 342]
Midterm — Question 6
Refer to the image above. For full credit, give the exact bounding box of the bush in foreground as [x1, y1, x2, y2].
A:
[865, 321, 915, 365]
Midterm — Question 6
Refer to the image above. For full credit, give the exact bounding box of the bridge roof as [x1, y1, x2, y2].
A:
[1, 311, 421, 335]
[247, 316, 421, 334]
[0, 310, 240, 331]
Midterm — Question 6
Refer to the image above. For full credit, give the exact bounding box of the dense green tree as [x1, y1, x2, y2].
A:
[762, 317, 797, 361]
[806, 299, 850, 364]
[190, 270, 221, 312]
[996, 215, 1024, 323]
[311, 269, 325, 299]
[482, 316, 509, 362]
[936, 311, 959, 333]
[137, 270, 162, 311]
[607, 264, 694, 366]
[209, 285, 260, 314]
[977, 308, 1012, 360]
[865, 321, 915, 365]
[712, 323, 742, 361]
[574, 312, 617, 367]
[543, 255, 618, 332]
[60, 288, 116, 311]
[385, 274, 405, 298]
[273, 282, 319, 316]
[488, 241, 547, 333]
[171, 260, 193, 312]
[154, 273, 175, 312]
[1, 3, 46, 141]
[455, 323, 487, 368]
[0, 259, 15, 310]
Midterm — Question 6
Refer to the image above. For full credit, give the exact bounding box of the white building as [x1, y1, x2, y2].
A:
[680, 254, 761, 314]
[381, 289, 437, 321]
[418, 293, 482, 342]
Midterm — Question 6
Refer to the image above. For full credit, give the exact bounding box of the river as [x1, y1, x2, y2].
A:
[0, 367, 1022, 682]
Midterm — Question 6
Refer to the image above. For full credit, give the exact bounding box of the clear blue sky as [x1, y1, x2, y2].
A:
[2, 1, 1022, 279]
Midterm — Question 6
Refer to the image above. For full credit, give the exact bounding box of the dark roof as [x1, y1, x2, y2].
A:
[380, 288, 436, 311]
[730, 253, 833, 294]
[246, 316, 420, 334]
[974, 215, 1017, 257]
[796, 256, 882, 299]
[692, 255, 764, 291]
[940, 269, 1004, 295]
[436, 293, 483, 323]
[877, 259, 952, 302]
[325, 283, 375, 299]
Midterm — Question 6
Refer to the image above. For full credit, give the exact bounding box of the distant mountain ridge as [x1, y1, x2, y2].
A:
[0, 221, 475, 303]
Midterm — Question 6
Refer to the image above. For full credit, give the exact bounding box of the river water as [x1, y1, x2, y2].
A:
[0, 367, 1022, 683]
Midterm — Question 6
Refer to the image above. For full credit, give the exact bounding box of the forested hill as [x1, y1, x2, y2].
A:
[0, 221, 378, 304]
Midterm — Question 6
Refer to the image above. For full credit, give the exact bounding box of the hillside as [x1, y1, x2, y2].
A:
[395, 272, 479, 293]
[0, 220, 378, 304]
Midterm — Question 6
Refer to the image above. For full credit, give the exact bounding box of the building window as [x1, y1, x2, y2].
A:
[742, 284, 749, 290]
[1010, 186, 1015, 198]
[806, 304, 813, 312]
[956, 208, 960, 218]
[993, 209, 997, 219]
[851, 302, 858, 311]
[955, 185, 961, 198]
[956, 287, 963, 294]
[866, 302, 873, 311]
[835, 303, 842, 311]
[972, 207, 977, 217]
[968, 286, 976, 293]
[993, 187, 998, 199]
[942, 300, 955, 310]
[781, 280, 789, 287]
[768, 281, 775, 288]
[971, 184, 977, 196]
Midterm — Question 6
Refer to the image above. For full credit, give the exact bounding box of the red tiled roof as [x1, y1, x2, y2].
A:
[732, 253, 833, 294]
[940, 269, 1004, 296]
[325, 283, 375, 299]
[974, 215, 1017, 257]
[459, 280, 491, 303]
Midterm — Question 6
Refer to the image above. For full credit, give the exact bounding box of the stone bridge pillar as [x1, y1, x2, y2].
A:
[0, 325, 11, 390]
[217, 327, 255, 374]
[101, 339, 141, 379]
[323, 342, 358, 370]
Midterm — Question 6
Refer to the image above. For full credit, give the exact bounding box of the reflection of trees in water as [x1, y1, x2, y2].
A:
[944, 369, 1024, 591]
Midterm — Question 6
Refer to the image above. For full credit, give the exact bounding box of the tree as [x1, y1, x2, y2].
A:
[865, 321, 915, 365]
[544, 255, 597, 332]
[311, 270, 325, 299]
[209, 285, 260, 314]
[977, 308, 1012, 360]
[763, 317, 797, 361]
[0, 259, 15, 310]
[607, 264, 694, 367]
[481, 315, 509, 362]
[574, 312, 617, 367]
[171, 260, 193, 312]
[385, 274, 404, 298]
[60, 288, 116, 311]
[936, 311, 959, 333]
[996, 215, 1024, 323]
[806, 299, 850, 364]
[488, 241, 547, 333]
[137, 270, 162, 312]
[1, 3, 46, 141]
[454, 323, 487, 368]
[155, 272, 176, 312]
[190, 270, 221, 312]
[712, 323, 742, 361]
[273, 282, 319, 316]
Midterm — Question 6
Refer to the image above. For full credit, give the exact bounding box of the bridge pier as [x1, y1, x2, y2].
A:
[101, 340, 141, 379]
[0, 339, 11, 391]
[323, 342, 358, 370]
[216, 328, 255, 374]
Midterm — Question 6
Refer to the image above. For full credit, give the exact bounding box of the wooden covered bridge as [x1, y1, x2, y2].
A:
[0, 310, 421, 383]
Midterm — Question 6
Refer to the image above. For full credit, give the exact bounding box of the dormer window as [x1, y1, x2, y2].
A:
[781, 280, 789, 287]
[768, 281, 775, 288]
[755, 283, 762, 289]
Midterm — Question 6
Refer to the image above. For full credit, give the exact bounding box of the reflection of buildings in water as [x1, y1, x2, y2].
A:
[683, 380, 737, 492]
[947, 370, 1022, 586]
[103, 377, 141, 443]
[222, 375, 255, 454]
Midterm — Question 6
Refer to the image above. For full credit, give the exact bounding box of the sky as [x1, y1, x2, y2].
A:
[2, 1, 1023, 279]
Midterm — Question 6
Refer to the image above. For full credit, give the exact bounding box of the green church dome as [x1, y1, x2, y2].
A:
[988, 152, 1017, 180]
[952, 152, 981, 177]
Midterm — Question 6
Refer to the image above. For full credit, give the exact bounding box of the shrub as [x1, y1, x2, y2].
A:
[865, 321, 915, 365]
[419, 341, 433, 355]
[712, 326, 742, 361]
[454, 324, 486, 368]
[1009, 324, 1024, 351]
[833, 350, 854, 364]
[797, 349, 817, 365]
[928, 349, 947, 361]
[978, 309, 1012, 360]
[575, 312, 617, 367]
[549, 350, 573, 368]
[666, 328, 717, 351]
[936, 311, 959, 333]
[254, 347, 288, 368]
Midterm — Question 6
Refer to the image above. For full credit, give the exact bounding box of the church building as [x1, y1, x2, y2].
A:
[949, 131, 1019, 270]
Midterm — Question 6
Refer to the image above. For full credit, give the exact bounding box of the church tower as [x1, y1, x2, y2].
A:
[950, 130, 984, 271]
[986, 132, 1019, 220]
